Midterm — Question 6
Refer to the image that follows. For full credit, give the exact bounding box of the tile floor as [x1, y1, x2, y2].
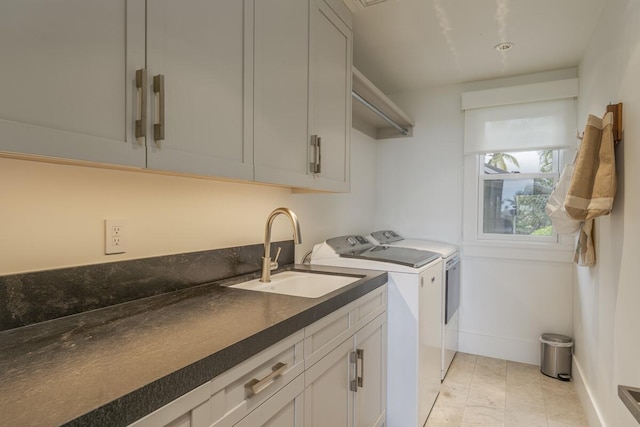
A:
[425, 353, 588, 426]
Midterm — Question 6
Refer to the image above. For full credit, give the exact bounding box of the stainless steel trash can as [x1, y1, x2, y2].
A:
[540, 333, 573, 381]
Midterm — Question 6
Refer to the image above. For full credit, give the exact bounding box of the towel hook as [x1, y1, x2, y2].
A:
[606, 103, 623, 143]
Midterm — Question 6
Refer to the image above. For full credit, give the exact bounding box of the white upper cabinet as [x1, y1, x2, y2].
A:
[308, 0, 352, 192]
[254, 0, 352, 192]
[0, 0, 351, 190]
[145, 0, 252, 180]
[253, 0, 314, 189]
[0, 0, 146, 167]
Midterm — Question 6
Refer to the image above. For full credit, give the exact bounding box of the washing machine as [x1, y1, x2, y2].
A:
[310, 235, 443, 427]
[370, 230, 460, 380]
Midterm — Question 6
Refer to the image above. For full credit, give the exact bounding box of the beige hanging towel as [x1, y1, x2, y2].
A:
[564, 112, 616, 266]
[564, 112, 617, 220]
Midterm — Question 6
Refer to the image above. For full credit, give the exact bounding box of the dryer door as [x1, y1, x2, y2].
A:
[445, 257, 460, 324]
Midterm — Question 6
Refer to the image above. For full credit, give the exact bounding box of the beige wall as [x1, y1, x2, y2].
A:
[0, 157, 292, 274]
[0, 130, 377, 275]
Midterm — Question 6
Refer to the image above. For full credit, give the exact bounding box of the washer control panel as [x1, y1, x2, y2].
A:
[370, 230, 404, 245]
[325, 235, 374, 255]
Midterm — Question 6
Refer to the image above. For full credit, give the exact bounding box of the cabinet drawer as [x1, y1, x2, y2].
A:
[233, 374, 304, 427]
[209, 330, 305, 427]
[303, 302, 354, 368]
[354, 286, 386, 331]
[304, 284, 387, 368]
[129, 381, 211, 427]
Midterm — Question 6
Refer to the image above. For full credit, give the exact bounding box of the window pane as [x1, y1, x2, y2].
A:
[484, 150, 555, 174]
[482, 178, 554, 236]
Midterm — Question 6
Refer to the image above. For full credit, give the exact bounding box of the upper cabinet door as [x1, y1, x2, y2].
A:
[253, 0, 314, 189]
[309, 0, 352, 192]
[254, 0, 352, 191]
[145, 0, 252, 180]
[0, 0, 146, 167]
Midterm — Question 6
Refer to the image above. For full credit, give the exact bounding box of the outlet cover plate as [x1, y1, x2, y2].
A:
[105, 219, 127, 255]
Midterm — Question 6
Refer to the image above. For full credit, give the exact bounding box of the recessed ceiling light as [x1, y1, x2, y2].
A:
[494, 42, 514, 52]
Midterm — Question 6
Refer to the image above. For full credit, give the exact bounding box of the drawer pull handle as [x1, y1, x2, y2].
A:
[245, 362, 288, 397]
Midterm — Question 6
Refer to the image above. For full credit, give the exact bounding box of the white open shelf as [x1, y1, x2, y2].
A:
[352, 66, 414, 140]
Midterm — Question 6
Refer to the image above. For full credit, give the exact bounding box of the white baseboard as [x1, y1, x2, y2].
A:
[458, 330, 540, 365]
[572, 356, 606, 427]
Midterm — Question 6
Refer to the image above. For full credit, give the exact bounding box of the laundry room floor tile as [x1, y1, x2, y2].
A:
[425, 353, 588, 427]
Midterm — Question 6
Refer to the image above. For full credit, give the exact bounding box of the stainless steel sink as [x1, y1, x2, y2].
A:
[229, 271, 360, 298]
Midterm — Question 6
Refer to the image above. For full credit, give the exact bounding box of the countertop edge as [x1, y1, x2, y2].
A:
[63, 266, 387, 427]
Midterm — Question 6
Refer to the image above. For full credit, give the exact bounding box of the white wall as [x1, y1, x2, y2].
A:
[0, 130, 377, 275]
[459, 257, 573, 364]
[374, 84, 463, 243]
[379, 71, 576, 366]
[573, 1, 640, 425]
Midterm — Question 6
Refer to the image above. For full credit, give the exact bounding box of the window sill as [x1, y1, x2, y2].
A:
[462, 239, 575, 262]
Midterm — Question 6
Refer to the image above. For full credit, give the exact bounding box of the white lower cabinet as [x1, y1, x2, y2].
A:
[129, 285, 387, 427]
[304, 337, 353, 426]
[354, 315, 386, 427]
[304, 312, 386, 427]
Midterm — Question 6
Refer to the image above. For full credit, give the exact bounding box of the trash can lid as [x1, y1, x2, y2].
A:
[540, 333, 573, 344]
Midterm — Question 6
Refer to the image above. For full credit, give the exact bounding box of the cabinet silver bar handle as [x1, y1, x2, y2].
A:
[153, 74, 165, 142]
[245, 362, 288, 397]
[316, 136, 322, 174]
[310, 135, 319, 174]
[350, 351, 358, 392]
[135, 69, 147, 139]
[357, 349, 364, 388]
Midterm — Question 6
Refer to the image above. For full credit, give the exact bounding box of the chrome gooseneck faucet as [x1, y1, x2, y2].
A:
[260, 207, 302, 283]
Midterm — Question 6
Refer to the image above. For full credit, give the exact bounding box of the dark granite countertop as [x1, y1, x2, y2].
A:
[0, 264, 387, 427]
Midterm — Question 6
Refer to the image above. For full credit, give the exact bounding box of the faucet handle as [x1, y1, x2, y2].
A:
[270, 247, 282, 271]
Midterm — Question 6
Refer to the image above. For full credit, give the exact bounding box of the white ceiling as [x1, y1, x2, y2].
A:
[346, 0, 608, 94]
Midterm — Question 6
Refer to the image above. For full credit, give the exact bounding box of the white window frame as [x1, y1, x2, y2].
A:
[462, 150, 575, 262]
[476, 150, 560, 243]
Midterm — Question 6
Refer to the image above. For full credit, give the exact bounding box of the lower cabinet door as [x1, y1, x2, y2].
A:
[304, 338, 354, 427]
[233, 375, 304, 427]
[354, 313, 387, 427]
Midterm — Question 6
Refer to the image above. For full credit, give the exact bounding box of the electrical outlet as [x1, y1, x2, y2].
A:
[105, 219, 127, 254]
